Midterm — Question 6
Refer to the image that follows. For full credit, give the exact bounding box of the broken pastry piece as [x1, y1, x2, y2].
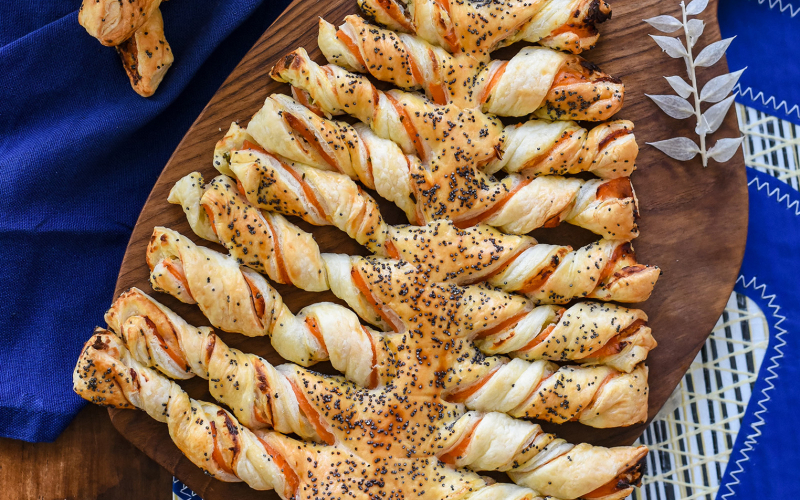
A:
[78, 0, 163, 47]
[116, 9, 173, 97]
[78, 0, 171, 97]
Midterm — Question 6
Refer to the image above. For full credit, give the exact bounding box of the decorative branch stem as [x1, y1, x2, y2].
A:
[644, 0, 745, 166]
[681, 1, 707, 167]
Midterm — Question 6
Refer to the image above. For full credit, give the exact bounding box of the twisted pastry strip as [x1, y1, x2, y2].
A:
[438, 413, 646, 499]
[357, 0, 611, 55]
[247, 86, 635, 185]
[319, 15, 623, 120]
[146, 226, 288, 336]
[446, 353, 650, 428]
[233, 126, 640, 239]
[358, 0, 611, 57]
[74, 330, 540, 500]
[170, 175, 657, 307]
[487, 239, 660, 304]
[498, 0, 613, 53]
[82, 323, 647, 498]
[486, 119, 638, 179]
[472, 302, 656, 373]
[105, 288, 648, 429]
[114, 282, 376, 387]
[329, 256, 656, 371]
[274, 42, 622, 122]
[169, 172, 329, 291]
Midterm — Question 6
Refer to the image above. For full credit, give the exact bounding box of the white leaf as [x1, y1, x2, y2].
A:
[694, 37, 735, 67]
[665, 75, 694, 98]
[650, 35, 688, 58]
[701, 95, 736, 133]
[708, 137, 743, 162]
[647, 94, 696, 119]
[700, 68, 746, 103]
[644, 15, 683, 33]
[647, 137, 700, 161]
[686, 19, 705, 47]
[686, 0, 709, 15]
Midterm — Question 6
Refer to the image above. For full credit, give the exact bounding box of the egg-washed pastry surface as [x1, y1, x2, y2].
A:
[74, 0, 662, 498]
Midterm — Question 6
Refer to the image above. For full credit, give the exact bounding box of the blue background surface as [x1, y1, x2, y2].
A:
[719, 0, 800, 124]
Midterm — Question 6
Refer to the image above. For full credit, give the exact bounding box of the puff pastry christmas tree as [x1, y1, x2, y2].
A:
[74, 0, 660, 498]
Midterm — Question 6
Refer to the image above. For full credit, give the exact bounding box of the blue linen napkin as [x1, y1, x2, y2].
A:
[719, 0, 800, 124]
[0, 0, 290, 442]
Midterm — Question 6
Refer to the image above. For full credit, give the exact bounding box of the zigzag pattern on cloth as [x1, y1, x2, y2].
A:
[720, 276, 789, 500]
[748, 0, 800, 17]
[734, 85, 800, 122]
[747, 174, 800, 215]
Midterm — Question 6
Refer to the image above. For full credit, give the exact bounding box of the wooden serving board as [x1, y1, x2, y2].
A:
[108, 0, 748, 497]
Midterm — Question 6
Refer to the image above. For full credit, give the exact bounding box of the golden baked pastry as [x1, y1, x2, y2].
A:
[356, 0, 611, 54]
[222, 133, 639, 239]
[147, 225, 657, 363]
[218, 113, 637, 182]
[73, 0, 662, 493]
[75, 328, 647, 499]
[318, 15, 620, 113]
[78, 0, 172, 96]
[143, 227, 656, 424]
[169, 172, 658, 303]
[78, 0, 162, 47]
[105, 287, 651, 428]
[116, 9, 173, 97]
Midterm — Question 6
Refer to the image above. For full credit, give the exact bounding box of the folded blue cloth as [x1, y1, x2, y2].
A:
[719, 0, 800, 124]
[0, 0, 290, 442]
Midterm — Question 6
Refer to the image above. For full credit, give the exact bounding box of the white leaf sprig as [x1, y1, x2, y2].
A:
[643, 1, 746, 167]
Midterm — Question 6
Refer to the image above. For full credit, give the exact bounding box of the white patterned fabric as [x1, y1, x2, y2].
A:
[633, 104, 798, 500]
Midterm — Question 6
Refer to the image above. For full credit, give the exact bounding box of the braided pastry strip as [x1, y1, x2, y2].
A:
[146, 226, 288, 337]
[74, 330, 541, 500]
[331, 256, 656, 372]
[80, 323, 647, 498]
[105, 289, 649, 428]
[229, 131, 639, 239]
[356, 0, 611, 55]
[170, 172, 330, 291]
[273, 50, 620, 143]
[319, 15, 624, 120]
[248, 89, 635, 183]
[147, 220, 657, 371]
[172, 169, 657, 303]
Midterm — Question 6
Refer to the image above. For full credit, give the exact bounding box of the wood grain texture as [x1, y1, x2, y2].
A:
[0, 405, 171, 500]
[104, 0, 748, 498]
